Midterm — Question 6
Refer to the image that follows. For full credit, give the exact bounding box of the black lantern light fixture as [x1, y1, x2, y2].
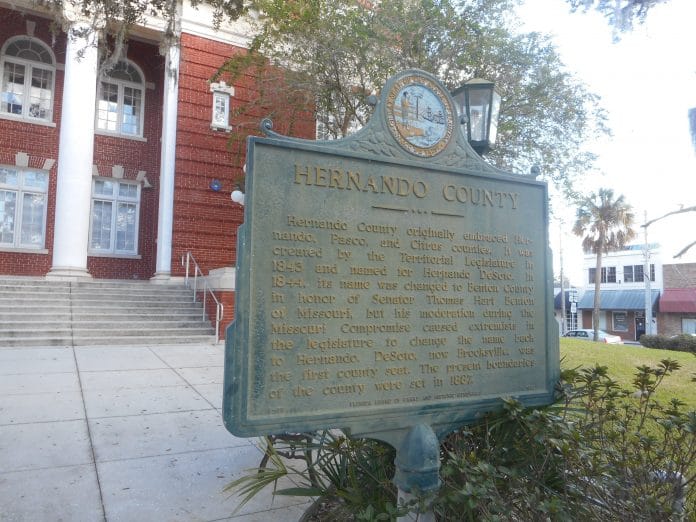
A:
[451, 78, 501, 156]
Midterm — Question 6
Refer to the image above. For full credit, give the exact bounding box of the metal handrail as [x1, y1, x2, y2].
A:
[181, 252, 224, 343]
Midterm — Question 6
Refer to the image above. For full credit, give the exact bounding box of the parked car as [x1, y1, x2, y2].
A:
[563, 329, 623, 344]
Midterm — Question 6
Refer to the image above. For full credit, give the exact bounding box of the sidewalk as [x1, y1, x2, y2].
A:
[0, 342, 311, 522]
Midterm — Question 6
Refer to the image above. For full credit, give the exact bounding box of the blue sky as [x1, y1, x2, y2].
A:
[517, 0, 696, 284]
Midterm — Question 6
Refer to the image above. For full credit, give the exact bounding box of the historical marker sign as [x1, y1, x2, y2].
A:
[223, 70, 559, 447]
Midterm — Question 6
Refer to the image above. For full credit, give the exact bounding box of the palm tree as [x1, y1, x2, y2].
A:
[573, 188, 636, 341]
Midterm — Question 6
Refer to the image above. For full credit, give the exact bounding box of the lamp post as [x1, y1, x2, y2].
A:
[643, 211, 653, 337]
[451, 78, 501, 155]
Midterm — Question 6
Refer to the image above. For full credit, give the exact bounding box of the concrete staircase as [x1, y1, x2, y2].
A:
[0, 278, 217, 347]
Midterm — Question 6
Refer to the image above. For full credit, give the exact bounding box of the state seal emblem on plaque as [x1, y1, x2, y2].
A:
[386, 73, 454, 158]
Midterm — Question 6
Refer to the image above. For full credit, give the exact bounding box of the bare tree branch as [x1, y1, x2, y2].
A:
[642, 205, 696, 228]
[674, 240, 696, 259]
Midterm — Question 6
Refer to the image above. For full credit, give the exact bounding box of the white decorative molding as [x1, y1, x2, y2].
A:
[206, 267, 237, 291]
[180, 2, 253, 49]
[42, 159, 56, 171]
[26, 20, 36, 37]
[112, 165, 125, 179]
[92, 165, 100, 177]
[15, 152, 29, 167]
[210, 81, 235, 132]
[210, 80, 235, 96]
[136, 170, 152, 188]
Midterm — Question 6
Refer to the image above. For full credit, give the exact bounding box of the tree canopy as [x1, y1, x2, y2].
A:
[34, 0, 610, 196]
[573, 188, 635, 256]
[216, 0, 608, 196]
[573, 188, 636, 340]
[565, 0, 668, 37]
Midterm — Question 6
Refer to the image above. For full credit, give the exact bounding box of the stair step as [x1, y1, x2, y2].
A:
[73, 335, 218, 346]
[0, 311, 205, 321]
[3, 319, 210, 330]
[0, 278, 220, 347]
[0, 297, 196, 306]
[0, 337, 74, 347]
[0, 335, 217, 347]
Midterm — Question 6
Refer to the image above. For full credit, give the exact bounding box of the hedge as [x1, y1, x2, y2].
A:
[640, 333, 696, 353]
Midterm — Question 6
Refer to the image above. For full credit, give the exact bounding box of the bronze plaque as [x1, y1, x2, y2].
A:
[223, 70, 559, 442]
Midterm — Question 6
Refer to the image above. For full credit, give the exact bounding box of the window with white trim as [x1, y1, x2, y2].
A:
[96, 61, 145, 137]
[89, 179, 140, 255]
[612, 311, 628, 332]
[1, 37, 55, 122]
[623, 264, 655, 283]
[588, 266, 617, 284]
[0, 165, 49, 248]
[683, 318, 696, 335]
[210, 81, 234, 131]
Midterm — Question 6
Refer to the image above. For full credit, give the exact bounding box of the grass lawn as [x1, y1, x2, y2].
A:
[560, 338, 696, 410]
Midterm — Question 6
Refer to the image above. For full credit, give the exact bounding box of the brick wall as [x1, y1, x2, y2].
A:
[0, 10, 164, 279]
[170, 33, 315, 276]
[0, 10, 64, 275]
[1, 12, 315, 281]
[657, 312, 685, 337]
[663, 263, 696, 288]
[170, 34, 245, 276]
[660, 263, 696, 336]
[198, 289, 235, 341]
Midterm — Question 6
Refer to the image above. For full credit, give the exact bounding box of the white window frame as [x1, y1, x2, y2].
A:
[96, 60, 146, 138]
[88, 178, 141, 256]
[210, 80, 234, 131]
[0, 36, 56, 123]
[612, 311, 629, 332]
[682, 318, 696, 335]
[0, 165, 49, 250]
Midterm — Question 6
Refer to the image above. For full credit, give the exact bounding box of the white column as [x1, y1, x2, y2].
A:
[48, 22, 98, 280]
[152, 43, 180, 281]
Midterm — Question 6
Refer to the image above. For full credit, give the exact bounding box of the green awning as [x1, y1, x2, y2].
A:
[577, 290, 659, 311]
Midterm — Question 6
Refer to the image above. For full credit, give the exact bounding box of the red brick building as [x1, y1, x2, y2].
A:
[658, 263, 696, 336]
[0, 2, 313, 330]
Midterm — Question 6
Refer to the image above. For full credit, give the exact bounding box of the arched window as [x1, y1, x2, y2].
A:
[96, 60, 145, 137]
[0, 37, 55, 122]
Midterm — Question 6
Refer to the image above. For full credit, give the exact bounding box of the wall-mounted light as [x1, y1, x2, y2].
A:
[231, 165, 246, 205]
[231, 189, 245, 205]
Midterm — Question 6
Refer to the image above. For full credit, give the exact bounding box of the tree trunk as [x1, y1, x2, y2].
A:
[592, 247, 602, 342]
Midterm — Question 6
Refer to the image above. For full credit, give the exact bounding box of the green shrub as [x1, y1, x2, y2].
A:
[226, 360, 695, 521]
[641, 333, 696, 353]
[671, 334, 696, 353]
[640, 334, 667, 349]
[436, 361, 695, 521]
